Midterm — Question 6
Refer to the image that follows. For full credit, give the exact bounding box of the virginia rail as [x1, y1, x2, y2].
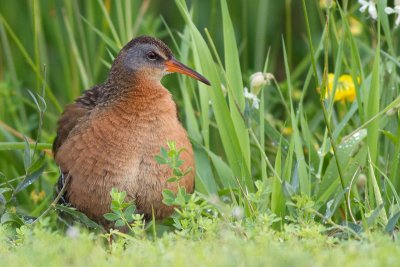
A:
[53, 36, 210, 226]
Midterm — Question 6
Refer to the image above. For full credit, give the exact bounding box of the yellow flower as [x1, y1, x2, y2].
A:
[30, 190, 46, 204]
[325, 74, 358, 103]
[349, 17, 363, 36]
[282, 127, 293, 136]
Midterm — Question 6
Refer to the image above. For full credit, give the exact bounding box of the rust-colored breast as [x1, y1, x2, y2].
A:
[55, 84, 194, 224]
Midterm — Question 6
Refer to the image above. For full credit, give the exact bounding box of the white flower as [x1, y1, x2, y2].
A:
[231, 206, 244, 220]
[66, 226, 80, 239]
[244, 87, 260, 109]
[385, 1, 400, 27]
[252, 99, 260, 109]
[358, 0, 377, 20]
[250, 72, 274, 95]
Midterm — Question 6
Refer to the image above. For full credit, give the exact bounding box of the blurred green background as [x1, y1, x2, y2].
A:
[1, 0, 400, 232]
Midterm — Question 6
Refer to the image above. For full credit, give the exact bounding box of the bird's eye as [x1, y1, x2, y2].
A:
[147, 52, 158, 61]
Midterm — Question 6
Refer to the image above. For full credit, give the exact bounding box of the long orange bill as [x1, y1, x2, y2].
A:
[165, 58, 211, 86]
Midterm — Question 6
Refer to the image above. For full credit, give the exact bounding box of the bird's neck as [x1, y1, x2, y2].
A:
[101, 73, 162, 101]
[100, 76, 176, 117]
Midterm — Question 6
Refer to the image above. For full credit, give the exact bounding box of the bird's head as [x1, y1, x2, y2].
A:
[108, 36, 210, 86]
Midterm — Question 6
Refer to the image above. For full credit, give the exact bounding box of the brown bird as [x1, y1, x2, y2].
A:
[53, 36, 210, 226]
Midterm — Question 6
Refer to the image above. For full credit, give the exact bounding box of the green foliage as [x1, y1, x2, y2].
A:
[165, 189, 218, 238]
[2, 222, 400, 267]
[155, 141, 192, 183]
[0, 0, 400, 262]
[154, 140, 217, 237]
[103, 188, 144, 236]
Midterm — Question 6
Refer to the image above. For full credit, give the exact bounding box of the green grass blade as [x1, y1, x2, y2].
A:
[282, 38, 309, 196]
[96, 0, 122, 48]
[220, 0, 250, 169]
[63, 11, 90, 89]
[271, 139, 284, 217]
[0, 142, 52, 151]
[175, 0, 252, 191]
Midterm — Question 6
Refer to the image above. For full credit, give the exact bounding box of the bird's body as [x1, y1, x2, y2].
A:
[53, 36, 209, 226]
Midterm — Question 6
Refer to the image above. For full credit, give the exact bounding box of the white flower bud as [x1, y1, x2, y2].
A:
[250, 72, 274, 95]
[250, 72, 267, 89]
[356, 173, 367, 189]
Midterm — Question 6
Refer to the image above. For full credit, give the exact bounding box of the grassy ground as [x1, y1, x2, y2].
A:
[1, 222, 400, 267]
[1, 0, 400, 265]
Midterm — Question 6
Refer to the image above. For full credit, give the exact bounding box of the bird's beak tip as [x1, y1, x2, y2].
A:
[202, 79, 211, 86]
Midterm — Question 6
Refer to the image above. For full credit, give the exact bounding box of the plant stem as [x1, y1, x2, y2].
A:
[31, 173, 71, 225]
[321, 101, 350, 218]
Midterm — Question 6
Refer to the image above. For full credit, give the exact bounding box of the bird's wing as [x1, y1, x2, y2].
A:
[52, 103, 88, 156]
[53, 85, 103, 156]
[53, 85, 104, 204]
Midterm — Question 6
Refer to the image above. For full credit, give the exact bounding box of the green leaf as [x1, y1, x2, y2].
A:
[114, 209, 123, 218]
[155, 155, 167, 164]
[175, 187, 187, 206]
[111, 200, 120, 211]
[317, 130, 367, 205]
[367, 204, 384, 227]
[282, 38, 309, 196]
[115, 219, 125, 227]
[368, 152, 388, 225]
[167, 177, 177, 183]
[56, 205, 101, 229]
[162, 189, 176, 206]
[271, 139, 284, 217]
[365, 39, 380, 163]
[103, 212, 120, 221]
[0, 194, 6, 205]
[27, 90, 42, 112]
[160, 146, 168, 159]
[110, 188, 118, 199]
[124, 205, 136, 222]
[1, 212, 25, 226]
[15, 161, 46, 194]
[119, 191, 127, 203]
[173, 168, 183, 177]
[381, 130, 398, 145]
[176, 159, 184, 168]
[175, 0, 252, 191]
[193, 147, 218, 194]
[0, 142, 52, 151]
[206, 148, 235, 189]
[183, 167, 192, 176]
[95, 0, 122, 48]
[220, 0, 250, 171]
[385, 212, 400, 233]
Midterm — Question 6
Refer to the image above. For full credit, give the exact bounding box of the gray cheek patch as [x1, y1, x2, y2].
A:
[121, 43, 168, 75]
[123, 51, 141, 72]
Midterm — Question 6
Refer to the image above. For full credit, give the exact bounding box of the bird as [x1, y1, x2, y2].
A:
[53, 36, 210, 227]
